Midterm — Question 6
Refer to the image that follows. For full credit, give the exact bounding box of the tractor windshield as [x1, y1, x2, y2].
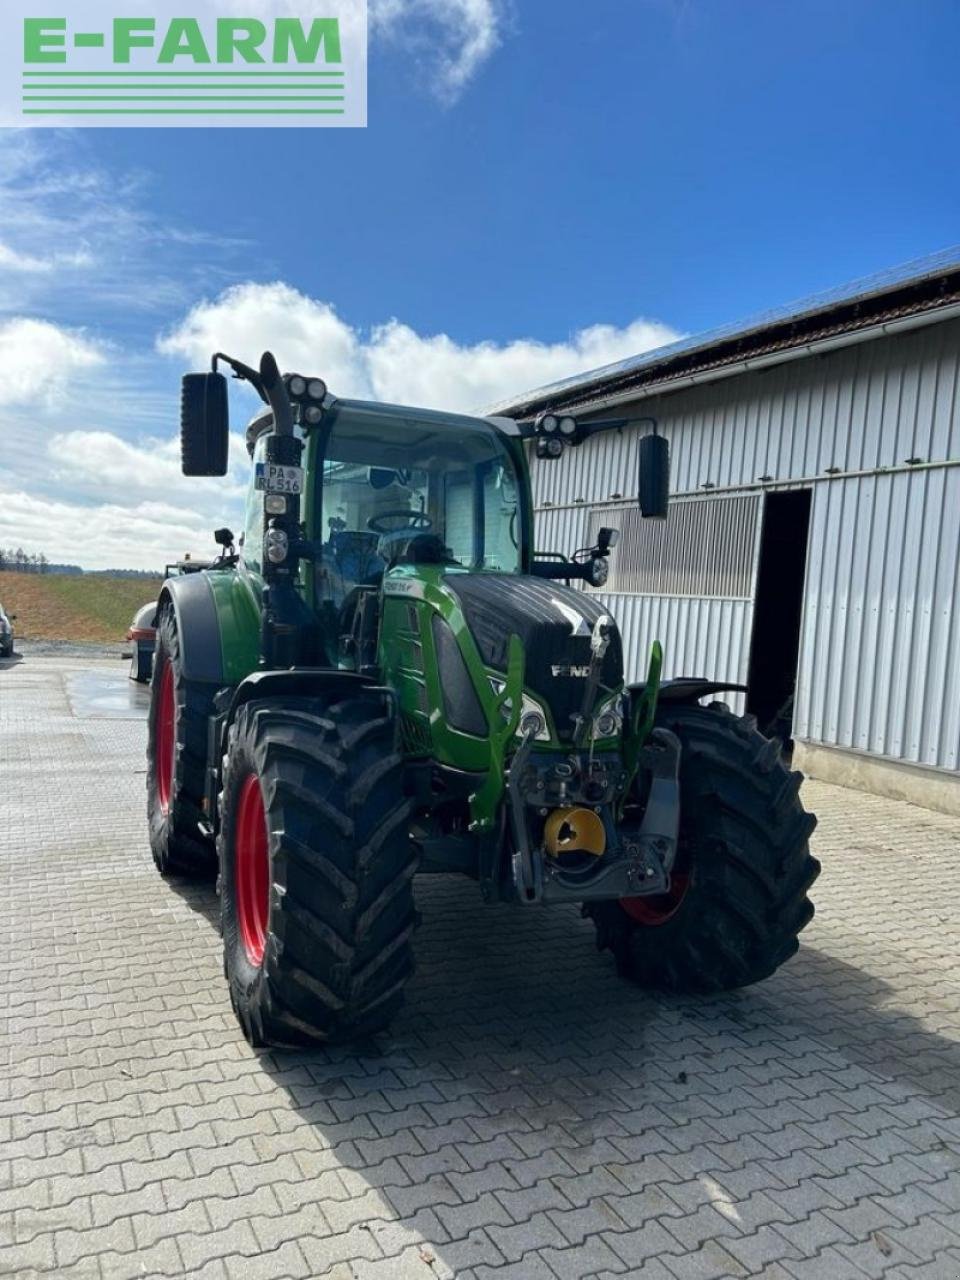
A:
[319, 410, 521, 607]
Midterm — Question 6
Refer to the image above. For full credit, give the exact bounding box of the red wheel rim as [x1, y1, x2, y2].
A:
[235, 774, 269, 967]
[155, 661, 176, 815]
[620, 839, 692, 926]
[620, 872, 690, 926]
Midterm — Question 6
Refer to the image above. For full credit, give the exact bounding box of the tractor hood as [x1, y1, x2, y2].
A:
[441, 573, 623, 742]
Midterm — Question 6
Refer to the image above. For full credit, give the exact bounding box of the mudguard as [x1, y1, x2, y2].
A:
[656, 678, 748, 704]
[202, 668, 395, 838]
[157, 573, 224, 684]
[223, 668, 386, 727]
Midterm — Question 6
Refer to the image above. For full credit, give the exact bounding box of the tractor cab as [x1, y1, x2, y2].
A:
[310, 402, 527, 677]
[314, 400, 525, 606]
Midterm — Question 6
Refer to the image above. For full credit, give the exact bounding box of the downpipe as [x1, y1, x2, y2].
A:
[259, 351, 305, 670]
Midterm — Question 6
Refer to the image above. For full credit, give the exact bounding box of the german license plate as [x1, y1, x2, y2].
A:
[255, 463, 304, 494]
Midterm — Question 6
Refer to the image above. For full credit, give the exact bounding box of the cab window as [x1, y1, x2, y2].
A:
[318, 413, 521, 608]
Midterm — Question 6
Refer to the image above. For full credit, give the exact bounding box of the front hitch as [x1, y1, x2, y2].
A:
[506, 726, 682, 906]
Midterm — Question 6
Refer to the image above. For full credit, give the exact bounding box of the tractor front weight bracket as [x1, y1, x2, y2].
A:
[620, 639, 663, 818]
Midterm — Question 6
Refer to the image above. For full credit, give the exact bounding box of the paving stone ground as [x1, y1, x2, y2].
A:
[2, 655, 960, 1280]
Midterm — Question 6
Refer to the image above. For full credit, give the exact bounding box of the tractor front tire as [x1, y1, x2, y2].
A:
[219, 693, 417, 1047]
[587, 702, 819, 992]
[147, 606, 217, 878]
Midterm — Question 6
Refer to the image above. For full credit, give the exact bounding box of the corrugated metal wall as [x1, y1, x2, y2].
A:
[796, 465, 960, 770]
[531, 316, 960, 770]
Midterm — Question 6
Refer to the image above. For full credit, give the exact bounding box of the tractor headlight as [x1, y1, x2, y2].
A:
[288, 375, 307, 398]
[489, 679, 552, 742]
[592, 695, 623, 741]
[303, 404, 324, 425]
[307, 378, 327, 401]
[264, 527, 289, 564]
[587, 557, 609, 587]
[539, 413, 559, 434]
[559, 416, 577, 436]
[536, 436, 564, 459]
[520, 709, 547, 739]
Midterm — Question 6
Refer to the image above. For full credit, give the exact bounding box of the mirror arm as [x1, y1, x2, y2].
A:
[212, 352, 269, 404]
[530, 558, 591, 581]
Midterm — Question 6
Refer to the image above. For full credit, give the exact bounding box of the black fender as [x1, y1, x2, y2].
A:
[655, 677, 748, 705]
[626, 676, 748, 713]
[222, 668, 391, 728]
[157, 573, 225, 685]
[202, 669, 397, 837]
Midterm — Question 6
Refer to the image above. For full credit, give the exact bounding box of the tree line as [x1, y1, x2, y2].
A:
[0, 548, 49, 573]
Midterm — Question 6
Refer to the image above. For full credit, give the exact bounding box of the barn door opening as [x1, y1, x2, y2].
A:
[747, 488, 812, 749]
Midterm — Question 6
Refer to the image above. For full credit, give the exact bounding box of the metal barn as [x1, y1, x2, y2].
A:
[492, 250, 960, 813]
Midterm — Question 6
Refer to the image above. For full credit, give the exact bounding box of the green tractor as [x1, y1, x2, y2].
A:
[147, 350, 819, 1046]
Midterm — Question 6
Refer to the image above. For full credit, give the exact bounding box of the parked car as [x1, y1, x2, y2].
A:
[0, 603, 15, 657]
[126, 534, 236, 683]
[127, 601, 157, 683]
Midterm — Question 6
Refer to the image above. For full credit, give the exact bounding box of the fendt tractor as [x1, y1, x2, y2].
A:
[147, 350, 819, 1046]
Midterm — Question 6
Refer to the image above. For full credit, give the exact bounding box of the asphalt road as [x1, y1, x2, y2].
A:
[1, 654, 959, 1280]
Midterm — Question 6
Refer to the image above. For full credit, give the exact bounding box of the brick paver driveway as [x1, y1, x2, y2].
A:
[2, 655, 960, 1280]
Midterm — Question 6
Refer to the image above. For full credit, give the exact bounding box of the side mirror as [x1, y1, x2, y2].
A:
[638, 432, 669, 518]
[597, 527, 619, 554]
[181, 372, 229, 476]
[214, 527, 235, 548]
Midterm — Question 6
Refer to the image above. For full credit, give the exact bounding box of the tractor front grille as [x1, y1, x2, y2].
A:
[400, 711, 432, 756]
[443, 573, 623, 742]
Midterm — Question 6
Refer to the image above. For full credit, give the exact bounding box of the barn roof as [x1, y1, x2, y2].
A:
[488, 246, 960, 419]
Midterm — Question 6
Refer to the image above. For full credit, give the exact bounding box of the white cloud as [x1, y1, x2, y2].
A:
[366, 316, 681, 412]
[371, 0, 504, 101]
[202, 0, 503, 102]
[159, 281, 680, 414]
[0, 489, 224, 573]
[47, 429, 249, 504]
[0, 133, 248, 318]
[0, 242, 92, 274]
[0, 318, 106, 408]
[0, 426, 248, 570]
[158, 283, 367, 397]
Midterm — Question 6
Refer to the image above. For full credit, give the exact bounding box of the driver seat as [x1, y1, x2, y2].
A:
[380, 532, 454, 566]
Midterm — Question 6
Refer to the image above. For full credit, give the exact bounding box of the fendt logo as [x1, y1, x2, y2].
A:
[2, 2, 367, 128]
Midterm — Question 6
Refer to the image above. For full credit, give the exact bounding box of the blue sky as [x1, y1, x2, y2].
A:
[1, 0, 958, 568]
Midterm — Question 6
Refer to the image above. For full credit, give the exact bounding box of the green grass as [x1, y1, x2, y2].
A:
[0, 571, 163, 643]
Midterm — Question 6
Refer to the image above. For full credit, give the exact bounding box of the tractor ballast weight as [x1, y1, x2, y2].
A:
[147, 350, 819, 1046]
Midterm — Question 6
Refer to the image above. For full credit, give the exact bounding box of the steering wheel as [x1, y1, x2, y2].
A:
[367, 510, 433, 534]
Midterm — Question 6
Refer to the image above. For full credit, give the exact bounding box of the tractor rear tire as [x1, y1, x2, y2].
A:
[219, 692, 417, 1046]
[147, 606, 217, 878]
[587, 702, 819, 992]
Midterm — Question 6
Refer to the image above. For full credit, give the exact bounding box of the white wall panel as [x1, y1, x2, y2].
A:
[794, 467, 960, 770]
[532, 318, 960, 508]
[595, 593, 750, 714]
[531, 318, 960, 771]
